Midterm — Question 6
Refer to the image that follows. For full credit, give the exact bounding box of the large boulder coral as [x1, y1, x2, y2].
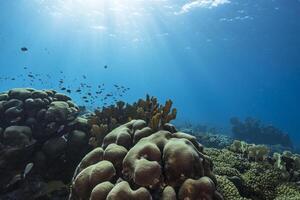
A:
[0, 88, 91, 192]
[69, 120, 222, 200]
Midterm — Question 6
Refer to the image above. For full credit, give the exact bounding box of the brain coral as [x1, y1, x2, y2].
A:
[69, 119, 223, 200]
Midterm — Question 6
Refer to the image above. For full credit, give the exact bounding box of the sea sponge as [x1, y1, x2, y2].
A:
[70, 120, 220, 200]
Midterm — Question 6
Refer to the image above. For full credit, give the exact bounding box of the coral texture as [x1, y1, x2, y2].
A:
[69, 120, 222, 200]
[0, 88, 91, 192]
[87, 95, 177, 147]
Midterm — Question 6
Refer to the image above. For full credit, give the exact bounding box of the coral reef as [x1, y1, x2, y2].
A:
[0, 88, 91, 196]
[193, 133, 233, 149]
[87, 94, 177, 148]
[230, 117, 293, 148]
[206, 140, 300, 200]
[230, 140, 270, 162]
[69, 120, 222, 200]
[1, 88, 300, 200]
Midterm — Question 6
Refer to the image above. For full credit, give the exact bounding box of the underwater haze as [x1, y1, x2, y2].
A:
[0, 0, 300, 147]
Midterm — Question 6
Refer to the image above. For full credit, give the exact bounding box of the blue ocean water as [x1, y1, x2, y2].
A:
[0, 0, 299, 147]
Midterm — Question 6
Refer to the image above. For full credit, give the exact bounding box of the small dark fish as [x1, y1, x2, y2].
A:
[82, 96, 87, 99]
[66, 89, 71, 93]
[61, 87, 66, 90]
[11, 78, 15, 81]
[21, 47, 28, 52]
[83, 75, 87, 79]
[104, 65, 108, 69]
[84, 100, 89, 103]
[76, 89, 81, 92]
[87, 92, 91, 96]
[24, 67, 27, 69]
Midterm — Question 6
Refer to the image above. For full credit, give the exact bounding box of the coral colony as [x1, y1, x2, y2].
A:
[0, 88, 300, 199]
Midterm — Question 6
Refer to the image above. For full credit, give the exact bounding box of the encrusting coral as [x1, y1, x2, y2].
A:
[69, 119, 223, 200]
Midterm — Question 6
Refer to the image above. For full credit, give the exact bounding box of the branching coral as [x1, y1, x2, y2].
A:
[69, 120, 222, 200]
[87, 95, 177, 148]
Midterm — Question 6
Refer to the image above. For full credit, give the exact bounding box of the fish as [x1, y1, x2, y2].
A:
[61, 87, 66, 90]
[66, 89, 71, 93]
[104, 65, 108, 69]
[23, 163, 34, 179]
[21, 47, 28, 52]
